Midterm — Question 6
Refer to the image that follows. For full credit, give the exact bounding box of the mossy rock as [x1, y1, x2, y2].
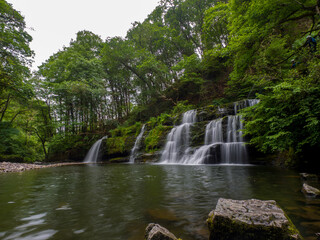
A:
[190, 122, 207, 147]
[207, 198, 302, 240]
[108, 157, 128, 163]
[144, 125, 173, 153]
[105, 135, 136, 158]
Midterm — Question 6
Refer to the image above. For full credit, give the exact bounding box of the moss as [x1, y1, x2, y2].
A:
[106, 137, 127, 155]
[144, 124, 172, 153]
[109, 157, 128, 163]
[190, 122, 207, 147]
[207, 214, 303, 240]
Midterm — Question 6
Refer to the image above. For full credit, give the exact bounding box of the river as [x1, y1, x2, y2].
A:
[0, 164, 319, 240]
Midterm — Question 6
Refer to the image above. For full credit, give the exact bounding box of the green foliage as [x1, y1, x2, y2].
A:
[203, 2, 229, 49]
[144, 124, 169, 153]
[144, 113, 174, 153]
[173, 54, 204, 85]
[0, 0, 33, 94]
[48, 133, 83, 156]
[0, 122, 43, 162]
[243, 74, 320, 156]
[2, 0, 319, 167]
[172, 101, 195, 115]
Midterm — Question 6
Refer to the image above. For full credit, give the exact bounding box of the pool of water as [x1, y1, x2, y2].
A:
[0, 164, 319, 240]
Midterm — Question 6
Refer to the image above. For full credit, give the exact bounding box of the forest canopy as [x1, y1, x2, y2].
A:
[1, 0, 320, 167]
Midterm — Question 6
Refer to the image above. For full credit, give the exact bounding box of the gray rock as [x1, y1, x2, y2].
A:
[302, 183, 320, 197]
[207, 198, 302, 240]
[145, 223, 178, 240]
[300, 173, 318, 181]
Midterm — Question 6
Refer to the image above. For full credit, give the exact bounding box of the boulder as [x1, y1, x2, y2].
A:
[207, 198, 302, 240]
[145, 223, 178, 240]
[302, 183, 320, 198]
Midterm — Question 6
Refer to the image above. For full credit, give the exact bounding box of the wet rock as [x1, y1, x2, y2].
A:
[145, 223, 178, 240]
[300, 173, 318, 181]
[207, 198, 302, 240]
[302, 183, 320, 198]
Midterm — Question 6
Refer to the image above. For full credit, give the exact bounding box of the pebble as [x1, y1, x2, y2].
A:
[0, 162, 87, 173]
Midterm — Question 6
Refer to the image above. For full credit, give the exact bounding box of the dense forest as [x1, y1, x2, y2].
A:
[1, 0, 320, 169]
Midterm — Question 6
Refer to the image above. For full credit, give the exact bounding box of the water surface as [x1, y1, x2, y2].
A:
[0, 164, 319, 240]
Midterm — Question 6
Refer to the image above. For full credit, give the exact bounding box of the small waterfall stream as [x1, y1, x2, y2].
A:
[160, 110, 197, 163]
[83, 137, 107, 163]
[129, 124, 146, 163]
[160, 100, 259, 165]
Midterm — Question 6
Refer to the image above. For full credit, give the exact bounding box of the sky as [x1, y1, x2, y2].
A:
[7, 0, 160, 70]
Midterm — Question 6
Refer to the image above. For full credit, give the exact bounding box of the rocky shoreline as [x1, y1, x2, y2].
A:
[0, 161, 87, 173]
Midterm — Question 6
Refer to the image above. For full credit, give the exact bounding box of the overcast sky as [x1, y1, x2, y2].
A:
[7, 0, 160, 70]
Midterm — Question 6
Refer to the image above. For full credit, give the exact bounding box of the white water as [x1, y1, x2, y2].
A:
[129, 124, 146, 163]
[160, 110, 197, 163]
[83, 137, 107, 163]
[161, 99, 259, 165]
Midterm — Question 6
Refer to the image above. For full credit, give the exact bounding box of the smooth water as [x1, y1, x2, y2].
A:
[129, 124, 146, 163]
[83, 137, 106, 163]
[161, 110, 197, 163]
[0, 164, 319, 240]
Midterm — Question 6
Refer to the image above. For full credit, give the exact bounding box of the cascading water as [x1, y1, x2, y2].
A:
[160, 110, 197, 163]
[221, 115, 248, 164]
[83, 137, 107, 163]
[182, 119, 223, 165]
[161, 99, 259, 165]
[129, 124, 146, 163]
[234, 99, 260, 115]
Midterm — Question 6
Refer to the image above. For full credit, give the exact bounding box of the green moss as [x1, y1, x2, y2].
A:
[144, 124, 172, 153]
[106, 137, 127, 155]
[207, 214, 303, 240]
[106, 122, 143, 157]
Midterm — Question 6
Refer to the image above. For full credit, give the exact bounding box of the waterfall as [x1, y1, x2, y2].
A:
[160, 110, 197, 163]
[205, 119, 223, 144]
[83, 137, 107, 163]
[221, 115, 247, 164]
[129, 124, 146, 163]
[183, 119, 224, 165]
[161, 99, 259, 165]
[234, 99, 260, 114]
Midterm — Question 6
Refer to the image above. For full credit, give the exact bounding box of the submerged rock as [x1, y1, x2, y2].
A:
[145, 223, 178, 240]
[302, 183, 320, 198]
[207, 198, 302, 240]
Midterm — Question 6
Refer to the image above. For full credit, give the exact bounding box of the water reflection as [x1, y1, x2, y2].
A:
[0, 164, 319, 240]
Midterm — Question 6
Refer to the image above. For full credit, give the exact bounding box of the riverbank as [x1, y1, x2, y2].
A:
[0, 162, 88, 173]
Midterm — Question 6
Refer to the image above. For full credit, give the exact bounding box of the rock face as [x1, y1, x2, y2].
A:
[302, 183, 320, 197]
[145, 223, 178, 240]
[207, 198, 302, 240]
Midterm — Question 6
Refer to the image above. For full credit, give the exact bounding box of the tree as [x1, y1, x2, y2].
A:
[0, 0, 33, 94]
[38, 31, 107, 135]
